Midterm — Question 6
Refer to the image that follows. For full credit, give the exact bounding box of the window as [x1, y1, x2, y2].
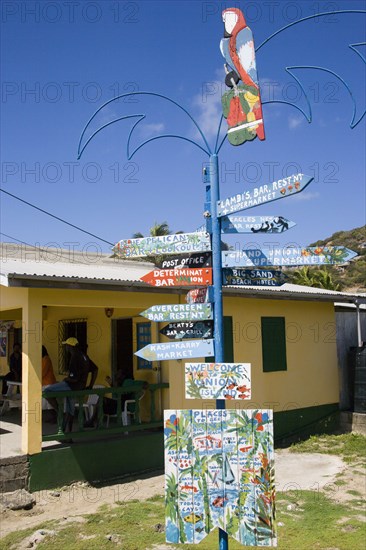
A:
[136, 322, 152, 369]
[58, 319, 87, 374]
[261, 317, 287, 372]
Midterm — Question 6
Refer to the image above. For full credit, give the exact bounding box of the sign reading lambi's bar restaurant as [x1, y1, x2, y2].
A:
[217, 173, 313, 217]
[140, 303, 213, 322]
[113, 232, 210, 258]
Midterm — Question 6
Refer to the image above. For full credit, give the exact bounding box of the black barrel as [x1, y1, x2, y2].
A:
[354, 345, 366, 413]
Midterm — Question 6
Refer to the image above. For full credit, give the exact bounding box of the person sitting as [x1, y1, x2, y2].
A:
[2, 342, 22, 395]
[42, 345, 56, 386]
[45, 337, 98, 434]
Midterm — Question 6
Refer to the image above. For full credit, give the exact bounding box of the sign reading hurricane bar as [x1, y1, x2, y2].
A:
[140, 303, 213, 322]
[141, 268, 212, 287]
[185, 363, 251, 400]
[135, 339, 214, 361]
[222, 246, 358, 268]
[223, 268, 288, 287]
[217, 173, 313, 217]
[221, 215, 296, 234]
[113, 232, 211, 258]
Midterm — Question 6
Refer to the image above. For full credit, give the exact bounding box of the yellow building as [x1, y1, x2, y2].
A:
[0, 243, 361, 489]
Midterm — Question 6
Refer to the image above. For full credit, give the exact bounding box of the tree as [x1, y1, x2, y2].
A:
[133, 221, 172, 239]
[290, 266, 341, 291]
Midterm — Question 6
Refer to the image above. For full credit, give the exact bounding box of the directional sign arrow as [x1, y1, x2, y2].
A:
[222, 246, 358, 268]
[135, 339, 214, 361]
[223, 268, 288, 287]
[155, 251, 212, 269]
[185, 287, 211, 304]
[221, 215, 296, 234]
[140, 303, 213, 322]
[217, 173, 313, 217]
[140, 268, 212, 287]
[113, 232, 210, 258]
[160, 321, 214, 340]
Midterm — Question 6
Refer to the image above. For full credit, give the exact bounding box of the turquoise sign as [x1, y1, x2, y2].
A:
[221, 215, 295, 234]
[140, 303, 213, 322]
[113, 232, 211, 258]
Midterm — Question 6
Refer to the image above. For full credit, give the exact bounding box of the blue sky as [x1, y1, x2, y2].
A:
[1, 0, 365, 255]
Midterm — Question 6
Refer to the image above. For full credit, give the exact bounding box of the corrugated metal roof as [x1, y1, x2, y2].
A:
[0, 243, 365, 302]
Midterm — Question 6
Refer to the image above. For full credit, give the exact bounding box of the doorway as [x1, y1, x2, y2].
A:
[112, 319, 133, 383]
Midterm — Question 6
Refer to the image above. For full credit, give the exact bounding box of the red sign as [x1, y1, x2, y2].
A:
[185, 288, 209, 304]
[141, 268, 212, 287]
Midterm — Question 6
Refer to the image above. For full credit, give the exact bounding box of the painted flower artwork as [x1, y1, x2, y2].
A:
[164, 409, 276, 546]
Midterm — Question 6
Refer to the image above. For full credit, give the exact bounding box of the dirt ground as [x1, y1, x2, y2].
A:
[2, 448, 364, 540]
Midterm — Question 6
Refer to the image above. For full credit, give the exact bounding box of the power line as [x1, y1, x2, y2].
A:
[0, 188, 114, 246]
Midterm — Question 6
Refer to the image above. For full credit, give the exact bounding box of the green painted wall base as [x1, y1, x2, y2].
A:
[29, 431, 163, 492]
[274, 402, 340, 445]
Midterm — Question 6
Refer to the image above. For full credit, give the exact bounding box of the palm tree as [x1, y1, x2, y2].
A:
[291, 266, 315, 287]
[133, 221, 171, 239]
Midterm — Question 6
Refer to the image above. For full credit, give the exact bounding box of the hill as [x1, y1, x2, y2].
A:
[292, 225, 366, 292]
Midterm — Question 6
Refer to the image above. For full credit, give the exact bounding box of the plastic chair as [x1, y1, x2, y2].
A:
[74, 385, 104, 421]
[0, 382, 22, 416]
[104, 390, 145, 428]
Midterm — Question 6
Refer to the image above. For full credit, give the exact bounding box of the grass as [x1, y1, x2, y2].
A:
[289, 433, 366, 463]
[1, 491, 365, 550]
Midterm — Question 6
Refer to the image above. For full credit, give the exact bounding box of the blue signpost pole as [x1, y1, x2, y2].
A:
[208, 153, 228, 550]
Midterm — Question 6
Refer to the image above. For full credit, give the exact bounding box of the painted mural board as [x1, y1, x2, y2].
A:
[221, 215, 295, 234]
[113, 232, 211, 258]
[155, 252, 212, 269]
[140, 303, 213, 322]
[160, 321, 214, 340]
[217, 173, 313, 217]
[135, 339, 214, 361]
[164, 409, 276, 545]
[220, 8, 265, 145]
[185, 363, 251, 400]
[141, 268, 212, 287]
[185, 287, 210, 304]
[223, 268, 288, 287]
[222, 246, 358, 268]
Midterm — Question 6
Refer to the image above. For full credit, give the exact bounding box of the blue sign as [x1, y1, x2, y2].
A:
[217, 173, 313, 217]
[135, 339, 214, 361]
[221, 215, 296, 234]
[222, 246, 358, 268]
[223, 268, 288, 286]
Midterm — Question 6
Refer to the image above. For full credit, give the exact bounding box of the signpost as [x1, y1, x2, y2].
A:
[135, 339, 214, 361]
[141, 267, 212, 287]
[217, 173, 313, 217]
[160, 320, 214, 340]
[140, 303, 213, 322]
[185, 363, 251, 400]
[223, 268, 288, 287]
[155, 252, 212, 269]
[113, 232, 210, 258]
[221, 215, 295, 234]
[222, 246, 357, 268]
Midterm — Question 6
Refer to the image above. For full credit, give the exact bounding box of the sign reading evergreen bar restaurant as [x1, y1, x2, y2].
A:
[140, 303, 213, 322]
[185, 363, 251, 400]
[135, 339, 214, 361]
[217, 173, 313, 217]
[160, 321, 214, 340]
[222, 246, 358, 268]
[155, 252, 212, 269]
[221, 215, 295, 234]
[164, 409, 276, 545]
[223, 268, 288, 287]
[113, 232, 210, 258]
[141, 268, 212, 287]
